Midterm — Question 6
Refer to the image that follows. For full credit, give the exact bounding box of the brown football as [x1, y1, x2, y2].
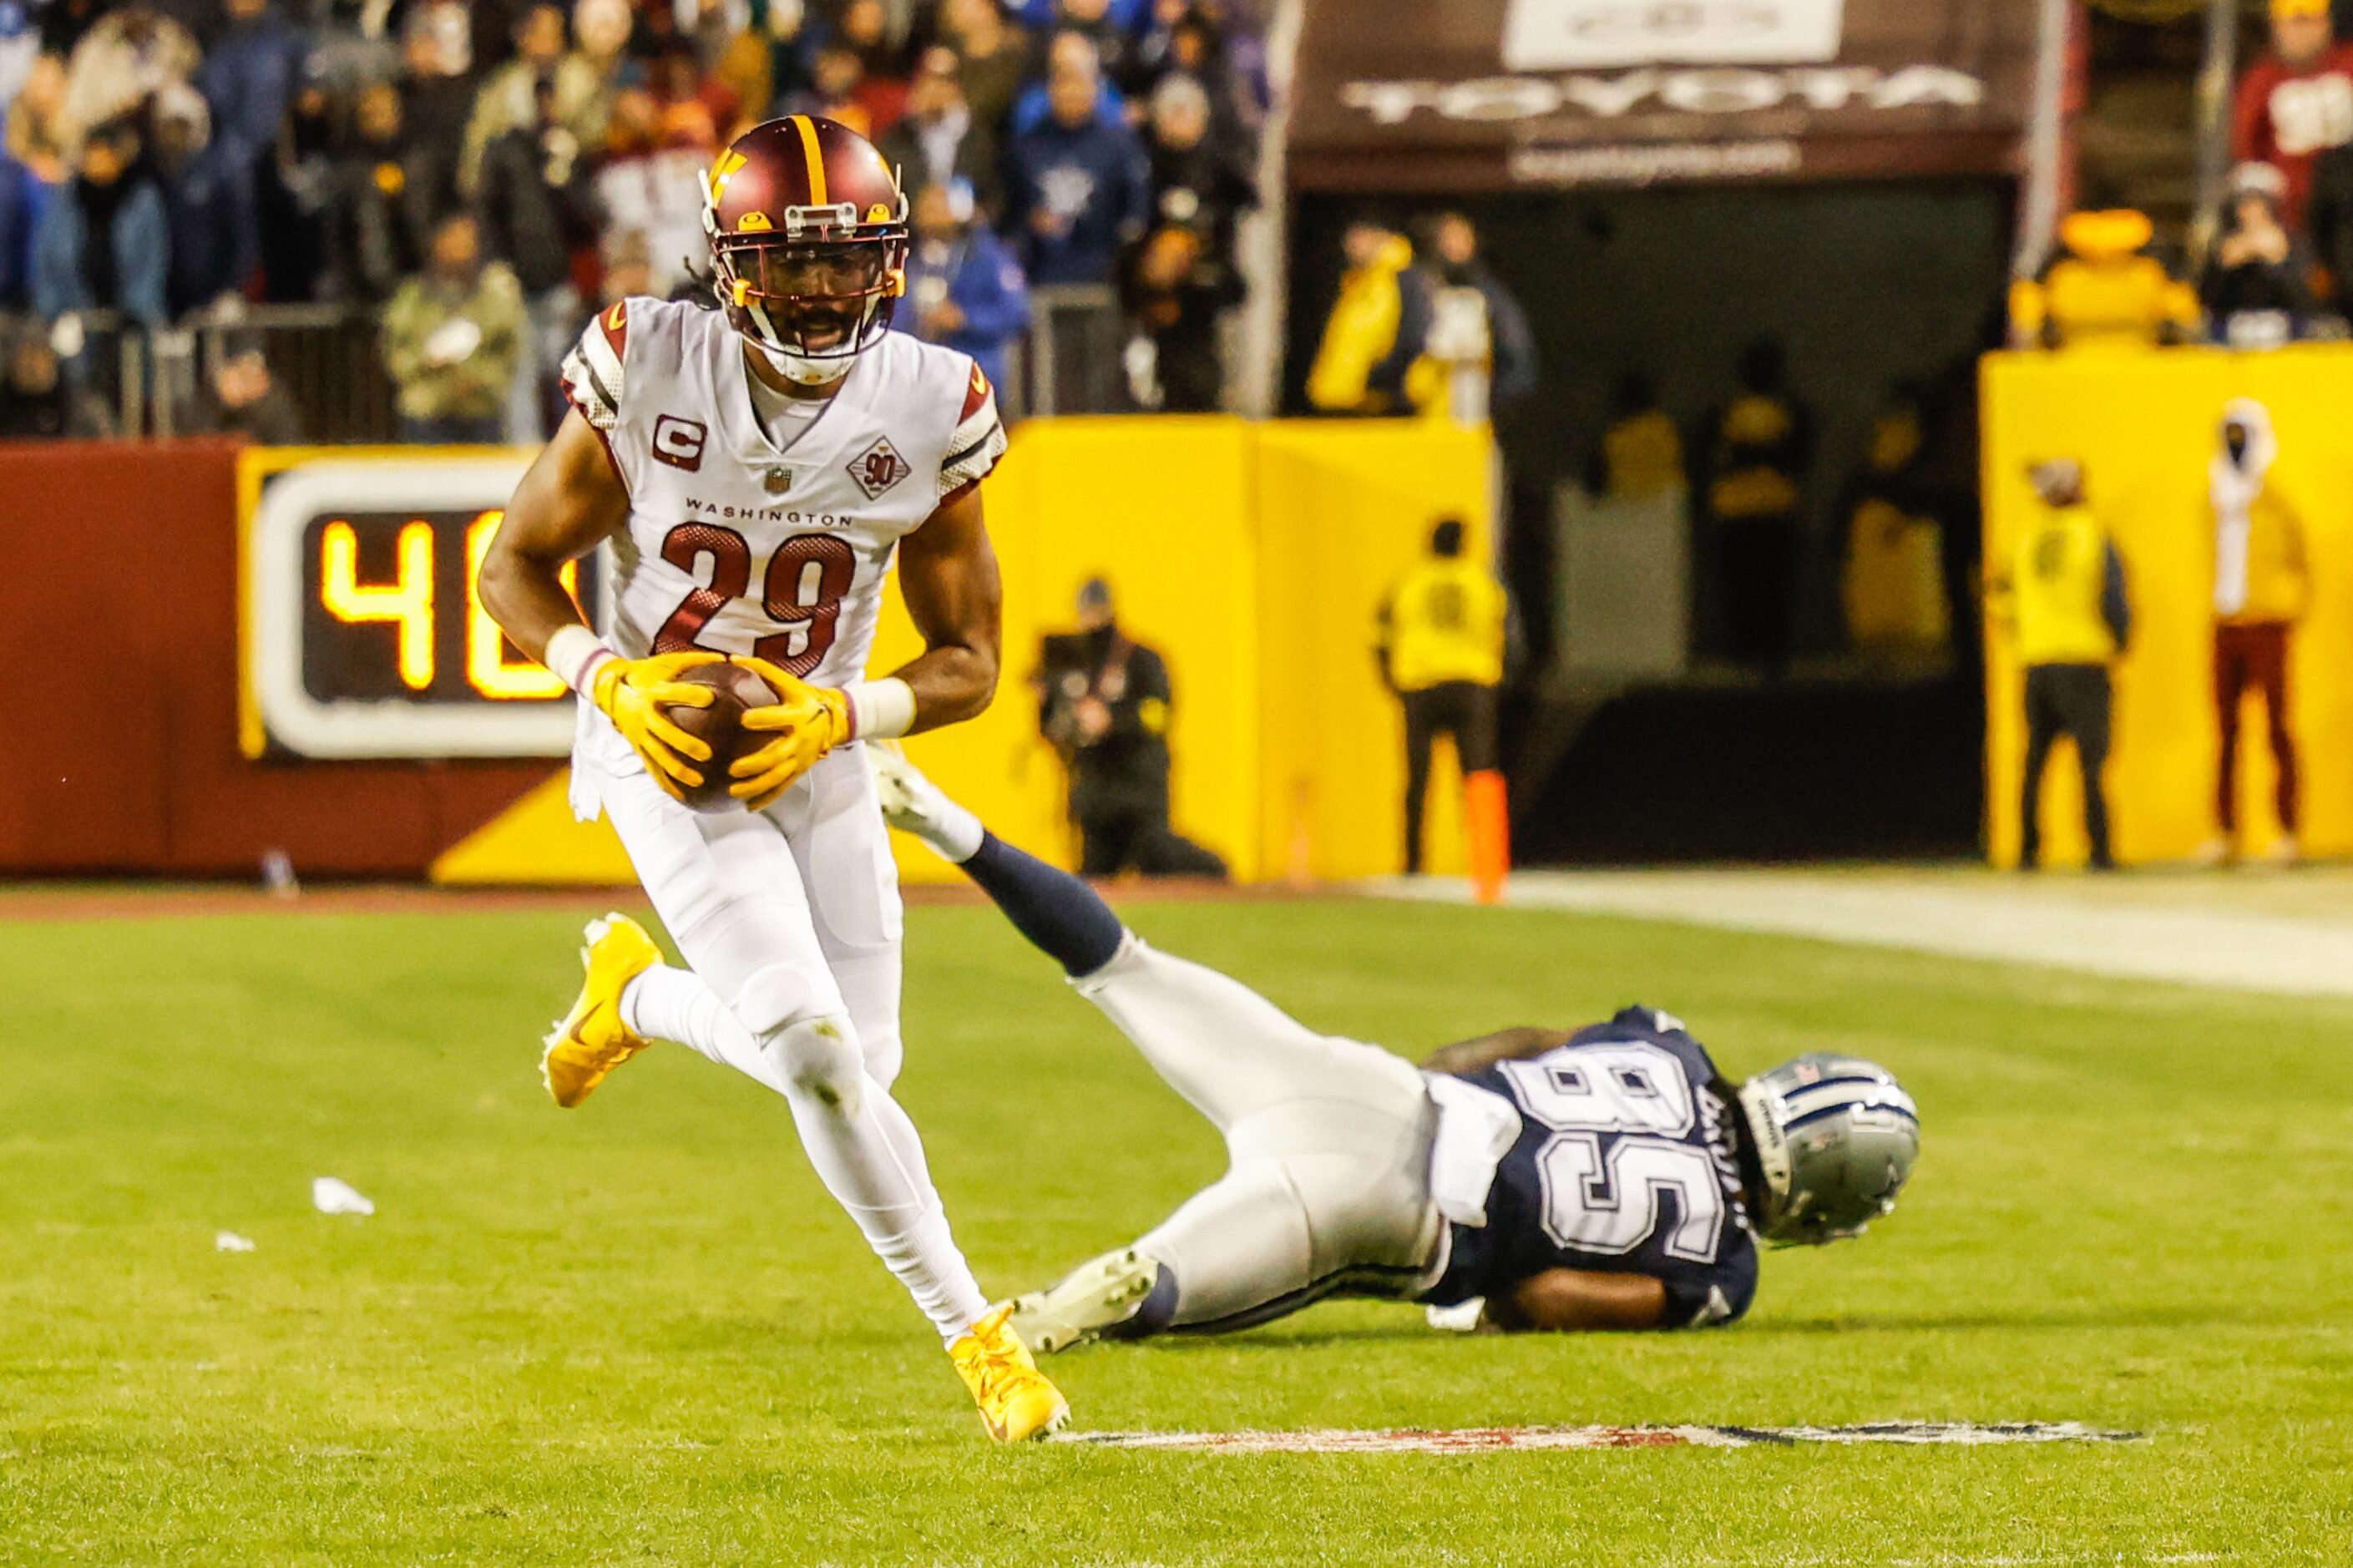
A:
[664, 660, 778, 814]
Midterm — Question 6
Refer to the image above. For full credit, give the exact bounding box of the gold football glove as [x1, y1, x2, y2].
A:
[588, 650, 723, 802]
[728, 655, 852, 811]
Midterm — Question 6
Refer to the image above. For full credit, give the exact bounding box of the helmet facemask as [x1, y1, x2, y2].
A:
[712, 231, 907, 385]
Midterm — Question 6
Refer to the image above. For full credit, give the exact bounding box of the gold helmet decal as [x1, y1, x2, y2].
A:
[710, 148, 749, 195]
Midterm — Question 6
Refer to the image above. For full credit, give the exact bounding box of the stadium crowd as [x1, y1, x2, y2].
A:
[0, 0, 1270, 440]
[2016, 0, 2353, 352]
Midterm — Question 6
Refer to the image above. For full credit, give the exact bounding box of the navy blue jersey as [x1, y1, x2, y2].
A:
[1423, 1006, 1758, 1328]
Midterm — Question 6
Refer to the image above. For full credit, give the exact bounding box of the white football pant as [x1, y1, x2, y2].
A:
[1074, 938, 1445, 1328]
[582, 736, 989, 1342]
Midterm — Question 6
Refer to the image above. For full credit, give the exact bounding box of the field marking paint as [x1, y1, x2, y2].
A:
[1052, 1420, 2141, 1454]
[1371, 870, 2353, 998]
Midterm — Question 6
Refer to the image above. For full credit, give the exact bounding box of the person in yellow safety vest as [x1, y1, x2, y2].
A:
[2008, 209, 2202, 351]
[1306, 220, 1428, 416]
[1377, 518, 1512, 899]
[1990, 458, 2133, 870]
[2199, 398, 2311, 867]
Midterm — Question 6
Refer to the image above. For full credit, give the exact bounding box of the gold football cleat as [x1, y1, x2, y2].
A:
[541, 913, 662, 1108]
[949, 1304, 1070, 1443]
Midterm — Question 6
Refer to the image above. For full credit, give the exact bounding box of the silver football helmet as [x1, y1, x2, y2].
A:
[1737, 1053, 1919, 1246]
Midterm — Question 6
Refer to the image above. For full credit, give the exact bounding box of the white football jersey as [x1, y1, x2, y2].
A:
[559, 296, 1005, 689]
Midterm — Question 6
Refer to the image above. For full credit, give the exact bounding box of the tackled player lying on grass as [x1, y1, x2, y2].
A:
[549, 748, 1922, 1349]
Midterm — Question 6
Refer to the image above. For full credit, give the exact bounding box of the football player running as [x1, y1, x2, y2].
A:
[874, 747, 1914, 1344]
[478, 117, 1065, 1440]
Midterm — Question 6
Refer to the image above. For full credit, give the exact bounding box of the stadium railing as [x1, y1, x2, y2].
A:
[94, 286, 1130, 442]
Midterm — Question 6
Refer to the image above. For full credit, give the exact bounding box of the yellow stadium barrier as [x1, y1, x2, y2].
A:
[877, 414, 1495, 883]
[1981, 345, 2353, 867]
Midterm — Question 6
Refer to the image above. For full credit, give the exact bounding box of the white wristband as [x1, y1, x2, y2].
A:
[844, 677, 917, 740]
[544, 624, 615, 697]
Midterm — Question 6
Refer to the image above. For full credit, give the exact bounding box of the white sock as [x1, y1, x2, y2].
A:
[624, 964, 782, 1090]
[916, 788, 985, 865]
[620, 965, 988, 1341]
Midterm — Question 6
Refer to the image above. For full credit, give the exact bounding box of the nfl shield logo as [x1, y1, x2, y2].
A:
[765, 468, 793, 494]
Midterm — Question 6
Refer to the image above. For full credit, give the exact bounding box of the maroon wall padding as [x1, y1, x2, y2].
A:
[0, 440, 547, 878]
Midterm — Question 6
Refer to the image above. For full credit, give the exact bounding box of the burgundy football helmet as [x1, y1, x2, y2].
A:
[701, 115, 909, 383]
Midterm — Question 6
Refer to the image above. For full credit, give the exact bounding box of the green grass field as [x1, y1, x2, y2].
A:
[4, 893, 2350, 1565]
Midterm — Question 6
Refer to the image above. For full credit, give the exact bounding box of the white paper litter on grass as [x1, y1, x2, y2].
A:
[215, 1231, 256, 1252]
[311, 1177, 375, 1216]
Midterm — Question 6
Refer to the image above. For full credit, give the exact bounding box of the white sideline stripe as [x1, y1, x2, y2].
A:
[1052, 1420, 2140, 1454]
[1369, 873, 2353, 999]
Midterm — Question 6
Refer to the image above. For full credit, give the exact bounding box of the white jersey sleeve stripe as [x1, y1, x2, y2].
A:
[939, 379, 1004, 498]
[561, 306, 629, 431]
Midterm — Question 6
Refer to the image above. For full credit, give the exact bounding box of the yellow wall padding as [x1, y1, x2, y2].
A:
[875, 415, 1494, 883]
[1981, 346, 2353, 866]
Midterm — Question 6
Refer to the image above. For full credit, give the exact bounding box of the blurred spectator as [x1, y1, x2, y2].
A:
[308, 0, 404, 103]
[399, 0, 476, 224]
[1703, 337, 1808, 677]
[903, 177, 1028, 394]
[458, 3, 609, 200]
[595, 87, 714, 296]
[837, 0, 911, 126]
[61, 6, 199, 154]
[5, 50, 67, 180]
[1140, 2, 1257, 143]
[2008, 210, 2200, 350]
[1125, 0, 1192, 96]
[942, 0, 1027, 138]
[256, 75, 332, 302]
[1039, 0, 1136, 92]
[1003, 51, 1151, 286]
[0, 53, 67, 310]
[38, 2, 103, 62]
[195, 0, 305, 171]
[478, 71, 603, 442]
[600, 225, 655, 306]
[880, 47, 999, 214]
[2200, 399, 2310, 867]
[573, 0, 635, 92]
[1588, 372, 1683, 500]
[152, 82, 256, 319]
[323, 79, 428, 304]
[647, 38, 739, 148]
[713, 0, 815, 119]
[0, 318, 109, 436]
[33, 118, 167, 324]
[2200, 164, 2321, 347]
[2233, 0, 2353, 230]
[787, 43, 878, 139]
[0, 3, 38, 114]
[2297, 135, 2353, 313]
[382, 211, 523, 444]
[1143, 73, 1251, 266]
[1011, 30, 1126, 135]
[1409, 210, 1535, 422]
[1305, 219, 1425, 415]
[1123, 222, 1232, 411]
[1012, 0, 1151, 29]
[1377, 517, 1510, 880]
[1036, 576, 1229, 880]
[186, 342, 301, 443]
[1839, 391, 1952, 661]
[1995, 458, 2128, 872]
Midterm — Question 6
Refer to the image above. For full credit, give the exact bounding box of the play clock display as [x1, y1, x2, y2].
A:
[242, 455, 607, 759]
